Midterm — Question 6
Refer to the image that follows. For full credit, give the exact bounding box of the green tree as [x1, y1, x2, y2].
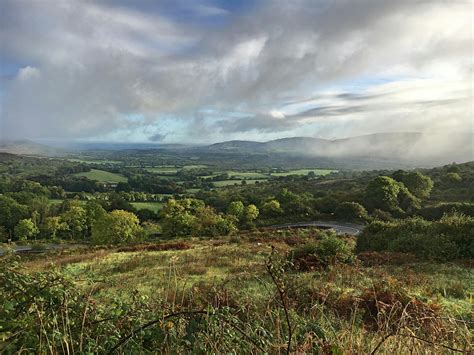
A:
[92, 210, 143, 244]
[61, 206, 87, 240]
[14, 219, 39, 241]
[365, 176, 401, 212]
[43, 216, 66, 239]
[444, 172, 462, 183]
[335, 202, 368, 221]
[0, 226, 8, 242]
[393, 171, 434, 199]
[160, 199, 200, 237]
[192, 206, 237, 237]
[261, 199, 283, 217]
[227, 201, 245, 219]
[244, 204, 259, 223]
[0, 195, 29, 236]
[84, 201, 107, 236]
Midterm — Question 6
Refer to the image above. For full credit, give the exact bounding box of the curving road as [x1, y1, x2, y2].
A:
[0, 221, 364, 256]
[268, 221, 364, 235]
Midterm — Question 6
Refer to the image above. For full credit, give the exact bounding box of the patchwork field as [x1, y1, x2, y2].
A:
[212, 179, 265, 187]
[74, 169, 128, 183]
[270, 168, 337, 176]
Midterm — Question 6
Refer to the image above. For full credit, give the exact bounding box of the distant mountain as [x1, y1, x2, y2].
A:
[208, 140, 265, 150]
[0, 139, 64, 156]
[1, 132, 472, 168]
[203, 132, 474, 166]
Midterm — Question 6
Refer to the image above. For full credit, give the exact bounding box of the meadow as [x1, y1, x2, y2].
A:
[4, 228, 472, 353]
[74, 169, 128, 183]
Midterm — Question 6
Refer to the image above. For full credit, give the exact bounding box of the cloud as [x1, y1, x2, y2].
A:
[0, 0, 472, 142]
[148, 132, 167, 142]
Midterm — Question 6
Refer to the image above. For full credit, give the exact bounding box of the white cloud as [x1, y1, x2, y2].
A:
[17, 66, 40, 81]
[0, 0, 472, 142]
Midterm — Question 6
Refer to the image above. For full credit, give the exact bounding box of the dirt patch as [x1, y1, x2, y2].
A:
[357, 251, 418, 266]
[117, 242, 191, 253]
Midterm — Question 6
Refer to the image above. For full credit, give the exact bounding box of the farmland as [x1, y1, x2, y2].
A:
[74, 169, 128, 183]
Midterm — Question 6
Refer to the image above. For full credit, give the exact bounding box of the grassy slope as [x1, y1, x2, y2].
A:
[21, 229, 473, 353]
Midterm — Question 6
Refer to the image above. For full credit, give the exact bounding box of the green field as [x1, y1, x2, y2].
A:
[270, 168, 337, 176]
[213, 179, 265, 187]
[74, 169, 128, 183]
[68, 159, 122, 165]
[145, 166, 179, 174]
[182, 164, 208, 170]
[226, 171, 269, 179]
[131, 202, 164, 212]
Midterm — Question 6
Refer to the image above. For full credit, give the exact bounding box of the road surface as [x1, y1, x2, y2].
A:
[268, 221, 364, 235]
[0, 221, 364, 256]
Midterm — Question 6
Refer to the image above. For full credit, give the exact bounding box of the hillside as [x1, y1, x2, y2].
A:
[0, 139, 64, 156]
[205, 132, 473, 167]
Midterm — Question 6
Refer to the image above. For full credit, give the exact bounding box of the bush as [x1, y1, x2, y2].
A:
[335, 202, 368, 221]
[290, 232, 354, 270]
[417, 203, 474, 220]
[356, 214, 474, 260]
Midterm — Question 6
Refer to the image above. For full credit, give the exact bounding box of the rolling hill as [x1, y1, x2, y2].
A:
[205, 132, 473, 166]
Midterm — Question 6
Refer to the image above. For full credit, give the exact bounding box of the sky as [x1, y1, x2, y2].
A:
[0, 0, 472, 144]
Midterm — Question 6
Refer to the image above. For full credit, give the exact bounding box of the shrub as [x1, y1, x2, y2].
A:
[418, 203, 474, 220]
[356, 214, 474, 260]
[335, 202, 368, 221]
[290, 232, 354, 270]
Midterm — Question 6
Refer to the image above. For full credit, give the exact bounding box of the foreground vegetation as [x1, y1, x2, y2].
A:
[1, 228, 472, 353]
[0, 151, 472, 353]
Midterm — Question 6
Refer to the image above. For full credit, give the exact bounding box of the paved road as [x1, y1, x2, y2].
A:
[0, 243, 81, 256]
[0, 221, 363, 256]
[268, 221, 364, 235]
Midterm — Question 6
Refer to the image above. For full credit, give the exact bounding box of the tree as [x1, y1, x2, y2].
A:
[136, 208, 157, 222]
[397, 186, 421, 213]
[14, 219, 39, 241]
[108, 192, 136, 212]
[192, 206, 237, 237]
[62, 206, 87, 240]
[244, 204, 259, 223]
[393, 171, 433, 199]
[261, 199, 283, 217]
[43, 216, 66, 240]
[161, 198, 236, 238]
[365, 176, 420, 215]
[365, 176, 402, 213]
[0, 195, 29, 236]
[92, 210, 143, 244]
[227, 201, 245, 219]
[0, 226, 8, 243]
[335, 202, 368, 221]
[160, 199, 200, 237]
[444, 172, 462, 184]
[85, 201, 107, 236]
